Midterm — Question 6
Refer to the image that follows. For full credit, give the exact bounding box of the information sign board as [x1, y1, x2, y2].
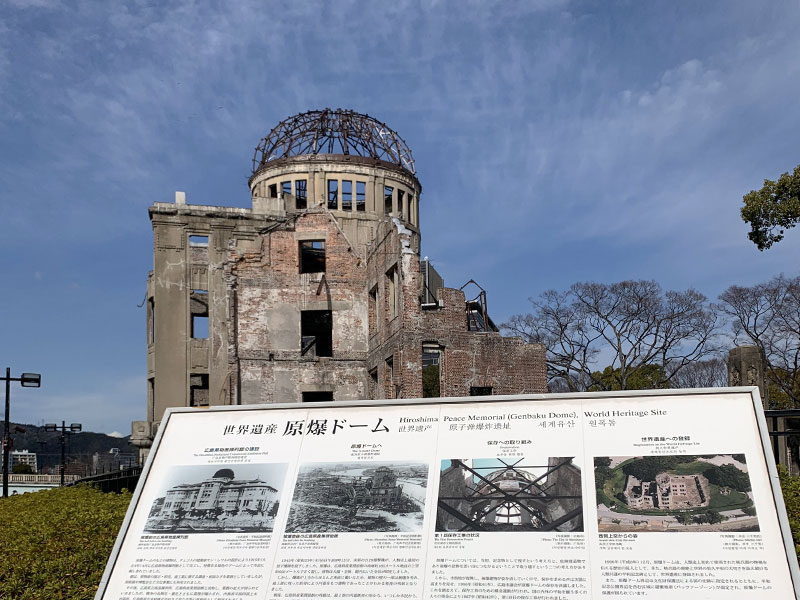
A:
[96, 388, 800, 599]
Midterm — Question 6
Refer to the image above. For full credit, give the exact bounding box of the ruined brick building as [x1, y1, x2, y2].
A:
[131, 109, 546, 458]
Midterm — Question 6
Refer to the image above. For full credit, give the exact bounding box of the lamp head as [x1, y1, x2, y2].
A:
[20, 373, 41, 388]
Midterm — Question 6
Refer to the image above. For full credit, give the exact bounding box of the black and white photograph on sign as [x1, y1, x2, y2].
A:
[285, 461, 428, 533]
[595, 454, 759, 532]
[144, 463, 288, 533]
[435, 457, 583, 532]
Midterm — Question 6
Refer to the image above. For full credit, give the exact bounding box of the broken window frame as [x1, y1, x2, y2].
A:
[302, 391, 333, 402]
[384, 186, 393, 215]
[422, 343, 442, 398]
[385, 355, 395, 399]
[147, 298, 155, 345]
[189, 235, 208, 247]
[368, 285, 378, 337]
[327, 180, 339, 210]
[356, 181, 366, 211]
[397, 189, 405, 220]
[299, 240, 326, 274]
[281, 181, 292, 197]
[148, 377, 155, 420]
[268, 183, 278, 198]
[341, 180, 352, 211]
[295, 179, 307, 209]
[368, 368, 378, 398]
[190, 289, 209, 340]
[470, 386, 493, 396]
[301, 310, 333, 357]
[386, 265, 399, 320]
[191, 315, 209, 339]
[189, 373, 209, 407]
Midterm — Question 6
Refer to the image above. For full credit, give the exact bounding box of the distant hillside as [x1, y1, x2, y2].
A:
[7, 423, 137, 472]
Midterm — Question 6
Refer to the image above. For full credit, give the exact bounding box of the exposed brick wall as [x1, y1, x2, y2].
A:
[225, 210, 369, 404]
[223, 212, 546, 404]
[366, 219, 547, 399]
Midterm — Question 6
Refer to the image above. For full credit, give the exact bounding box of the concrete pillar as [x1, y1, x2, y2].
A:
[728, 345, 768, 407]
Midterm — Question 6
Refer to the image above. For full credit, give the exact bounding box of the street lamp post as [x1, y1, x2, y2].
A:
[2, 368, 41, 498]
[44, 421, 82, 487]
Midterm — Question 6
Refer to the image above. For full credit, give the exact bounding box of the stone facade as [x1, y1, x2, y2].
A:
[131, 109, 546, 459]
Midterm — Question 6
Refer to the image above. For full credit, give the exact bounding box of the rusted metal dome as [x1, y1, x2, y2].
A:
[252, 108, 415, 176]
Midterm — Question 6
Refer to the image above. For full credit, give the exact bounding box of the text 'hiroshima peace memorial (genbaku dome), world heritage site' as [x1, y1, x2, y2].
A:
[131, 109, 547, 459]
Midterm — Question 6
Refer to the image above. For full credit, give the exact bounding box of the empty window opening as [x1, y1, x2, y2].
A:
[190, 289, 208, 314]
[327, 180, 339, 210]
[422, 343, 441, 398]
[386, 266, 399, 320]
[189, 235, 208, 247]
[190, 374, 209, 407]
[470, 386, 493, 396]
[147, 298, 155, 345]
[281, 181, 292, 197]
[369, 368, 378, 398]
[384, 186, 393, 215]
[356, 181, 366, 211]
[302, 391, 333, 402]
[341, 180, 352, 211]
[368, 286, 378, 336]
[301, 310, 332, 357]
[148, 378, 155, 420]
[385, 356, 395, 399]
[295, 179, 307, 209]
[299, 240, 326, 273]
[192, 316, 209, 339]
[397, 189, 405, 220]
[268, 183, 278, 198]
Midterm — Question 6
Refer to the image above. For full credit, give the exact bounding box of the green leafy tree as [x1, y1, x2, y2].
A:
[741, 164, 800, 250]
[676, 512, 694, 525]
[622, 456, 683, 482]
[704, 464, 751, 492]
[11, 463, 34, 474]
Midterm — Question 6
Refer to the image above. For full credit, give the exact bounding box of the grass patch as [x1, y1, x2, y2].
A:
[707, 484, 750, 511]
[0, 485, 131, 600]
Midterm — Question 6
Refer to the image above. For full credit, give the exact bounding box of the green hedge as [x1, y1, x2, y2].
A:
[1, 473, 799, 599]
[779, 466, 800, 559]
[0, 485, 131, 600]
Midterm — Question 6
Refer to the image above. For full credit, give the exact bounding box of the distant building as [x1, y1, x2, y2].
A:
[131, 108, 547, 461]
[10, 450, 37, 473]
[154, 468, 278, 518]
[92, 449, 137, 474]
[624, 472, 708, 510]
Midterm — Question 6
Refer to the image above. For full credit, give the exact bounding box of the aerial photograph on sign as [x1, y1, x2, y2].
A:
[143, 463, 287, 533]
[595, 454, 759, 532]
[285, 461, 428, 533]
[435, 457, 583, 532]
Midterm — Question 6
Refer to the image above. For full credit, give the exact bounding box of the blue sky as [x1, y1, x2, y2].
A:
[2, 1, 800, 435]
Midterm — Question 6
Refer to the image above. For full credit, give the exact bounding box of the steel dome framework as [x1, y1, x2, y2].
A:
[252, 109, 415, 176]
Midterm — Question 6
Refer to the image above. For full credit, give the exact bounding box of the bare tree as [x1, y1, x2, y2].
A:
[719, 275, 800, 406]
[504, 280, 721, 392]
[668, 356, 728, 389]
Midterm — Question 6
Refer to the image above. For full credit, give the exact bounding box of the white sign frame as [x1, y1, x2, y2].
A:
[95, 387, 800, 599]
